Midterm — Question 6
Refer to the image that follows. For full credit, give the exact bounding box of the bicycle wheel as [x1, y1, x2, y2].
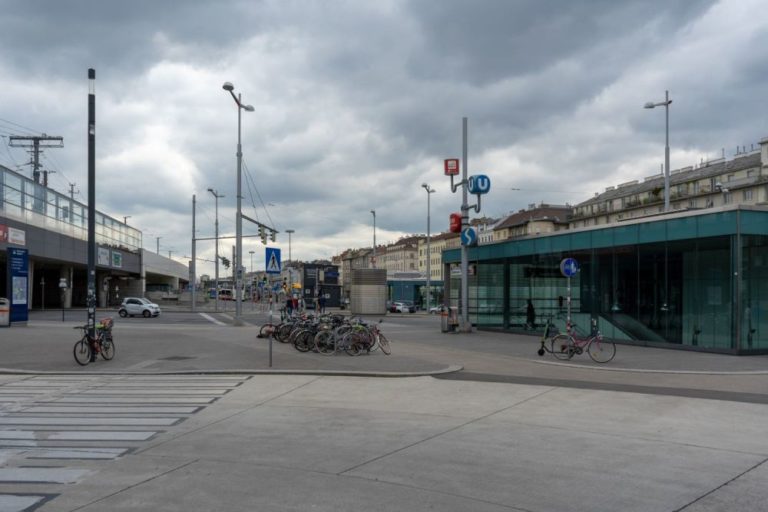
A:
[73, 338, 91, 366]
[101, 337, 115, 360]
[314, 330, 336, 355]
[259, 324, 276, 338]
[293, 330, 313, 352]
[275, 324, 293, 343]
[377, 333, 391, 355]
[587, 337, 616, 363]
[342, 333, 362, 356]
[550, 334, 575, 360]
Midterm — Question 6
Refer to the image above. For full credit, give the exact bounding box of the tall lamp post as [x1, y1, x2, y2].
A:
[421, 183, 435, 312]
[370, 210, 376, 268]
[644, 90, 673, 212]
[207, 188, 224, 312]
[222, 81, 255, 326]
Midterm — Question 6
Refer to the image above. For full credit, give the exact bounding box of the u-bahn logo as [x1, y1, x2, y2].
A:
[468, 174, 491, 195]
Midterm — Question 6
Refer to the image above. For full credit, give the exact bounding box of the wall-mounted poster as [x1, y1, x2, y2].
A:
[7, 248, 29, 323]
[98, 247, 110, 266]
[112, 251, 123, 268]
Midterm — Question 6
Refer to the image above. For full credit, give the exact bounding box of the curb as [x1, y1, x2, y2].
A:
[0, 364, 464, 378]
[528, 358, 768, 375]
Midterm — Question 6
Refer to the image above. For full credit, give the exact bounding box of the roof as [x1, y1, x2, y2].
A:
[494, 206, 572, 230]
[577, 152, 762, 207]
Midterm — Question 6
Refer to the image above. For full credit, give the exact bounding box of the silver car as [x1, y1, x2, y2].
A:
[118, 297, 161, 318]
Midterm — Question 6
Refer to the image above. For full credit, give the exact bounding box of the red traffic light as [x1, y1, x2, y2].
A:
[449, 213, 462, 233]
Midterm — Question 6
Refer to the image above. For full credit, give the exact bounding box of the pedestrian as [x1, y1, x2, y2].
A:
[526, 299, 536, 330]
[292, 293, 299, 313]
[318, 288, 326, 314]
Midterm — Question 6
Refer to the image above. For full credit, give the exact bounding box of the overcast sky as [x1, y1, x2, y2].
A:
[1, 0, 767, 277]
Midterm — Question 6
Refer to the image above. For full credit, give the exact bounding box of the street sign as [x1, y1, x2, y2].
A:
[560, 258, 579, 277]
[467, 174, 491, 195]
[265, 247, 282, 274]
[444, 158, 460, 176]
[449, 212, 462, 233]
[461, 227, 477, 246]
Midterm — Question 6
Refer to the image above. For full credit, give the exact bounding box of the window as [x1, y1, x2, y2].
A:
[724, 192, 732, 204]
[727, 174, 735, 182]
[744, 189, 754, 201]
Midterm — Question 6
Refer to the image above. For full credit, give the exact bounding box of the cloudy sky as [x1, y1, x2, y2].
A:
[1, 0, 767, 277]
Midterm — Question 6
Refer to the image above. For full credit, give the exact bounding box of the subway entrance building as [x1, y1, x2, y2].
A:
[444, 205, 768, 354]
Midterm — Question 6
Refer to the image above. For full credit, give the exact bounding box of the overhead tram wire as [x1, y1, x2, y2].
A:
[0, 116, 41, 135]
[242, 159, 277, 230]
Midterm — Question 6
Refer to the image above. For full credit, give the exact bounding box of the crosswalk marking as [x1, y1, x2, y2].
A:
[0, 374, 250, 510]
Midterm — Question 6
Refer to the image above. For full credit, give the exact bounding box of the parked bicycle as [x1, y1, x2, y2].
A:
[73, 317, 115, 366]
[537, 316, 615, 363]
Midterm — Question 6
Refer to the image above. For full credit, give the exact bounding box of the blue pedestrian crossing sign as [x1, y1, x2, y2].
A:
[461, 227, 478, 246]
[265, 247, 282, 274]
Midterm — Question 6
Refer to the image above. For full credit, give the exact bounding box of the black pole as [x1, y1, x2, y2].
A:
[87, 68, 96, 358]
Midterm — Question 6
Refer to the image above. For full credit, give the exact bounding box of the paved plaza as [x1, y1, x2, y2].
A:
[0, 311, 767, 511]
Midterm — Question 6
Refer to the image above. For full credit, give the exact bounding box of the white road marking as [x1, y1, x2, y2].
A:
[199, 312, 227, 326]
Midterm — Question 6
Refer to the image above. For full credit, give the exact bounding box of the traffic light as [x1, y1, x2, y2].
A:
[270, 230, 276, 242]
[449, 212, 462, 233]
[220, 256, 230, 269]
[259, 225, 267, 245]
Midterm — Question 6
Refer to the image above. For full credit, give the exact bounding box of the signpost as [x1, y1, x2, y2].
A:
[460, 227, 477, 247]
[265, 247, 282, 274]
[560, 258, 580, 335]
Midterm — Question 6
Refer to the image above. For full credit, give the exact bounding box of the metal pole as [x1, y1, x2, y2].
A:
[208, 189, 222, 313]
[191, 194, 196, 312]
[87, 68, 97, 351]
[460, 117, 470, 332]
[235, 94, 244, 325]
[371, 210, 376, 268]
[426, 190, 431, 313]
[664, 90, 670, 212]
[156, 237, 161, 254]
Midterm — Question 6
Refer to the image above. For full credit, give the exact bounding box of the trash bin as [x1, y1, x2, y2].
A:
[0, 298, 10, 327]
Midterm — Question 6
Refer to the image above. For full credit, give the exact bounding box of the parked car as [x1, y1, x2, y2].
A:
[118, 297, 161, 318]
[429, 305, 447, 314]
[390, 301, 416, 313]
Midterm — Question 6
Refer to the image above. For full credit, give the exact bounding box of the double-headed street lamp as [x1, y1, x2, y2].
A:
[644, 90, 673, 212]
[421, 183, 435, 312]
[222, 81, 254, 325]
[285, 229, 295, 289]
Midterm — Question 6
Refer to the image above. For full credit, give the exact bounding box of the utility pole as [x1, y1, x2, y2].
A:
[9, 134, 64, 184]
[156, 236, 161, 254]
[69, 182, 78, 199]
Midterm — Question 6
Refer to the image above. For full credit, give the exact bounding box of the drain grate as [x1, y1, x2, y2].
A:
[159, 356, 195, 361]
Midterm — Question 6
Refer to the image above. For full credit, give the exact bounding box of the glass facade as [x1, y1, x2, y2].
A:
[445, 207, 768, 354]
[0, 165, 141, 252]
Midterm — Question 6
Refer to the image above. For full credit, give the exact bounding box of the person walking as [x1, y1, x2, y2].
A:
[318, 287, 326, 314]
[526, 299, 536, 330]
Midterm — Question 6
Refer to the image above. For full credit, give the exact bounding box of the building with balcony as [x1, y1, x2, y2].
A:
[572, 138, 768, 228]
[493, 205, 571, 241]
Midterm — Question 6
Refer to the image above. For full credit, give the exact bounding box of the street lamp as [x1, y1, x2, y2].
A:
[249, 250, 255, 274]
[421, 183, 435, 312]
[370, 210, 376, 268]
[644, 90, 673, 212]
[222, 81, 255, 325]
[285, 229, 294, 291]
[207, 188, 224, 312]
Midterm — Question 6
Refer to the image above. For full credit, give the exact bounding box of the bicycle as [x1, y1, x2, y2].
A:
[73, 318, 115, 366]
[537, 317, 616, 363]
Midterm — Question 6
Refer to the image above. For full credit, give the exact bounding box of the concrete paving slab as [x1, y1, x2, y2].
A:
[680, 459, 768, 512]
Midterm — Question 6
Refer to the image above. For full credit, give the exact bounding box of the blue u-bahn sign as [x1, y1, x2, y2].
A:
[468, 174, 491, 195]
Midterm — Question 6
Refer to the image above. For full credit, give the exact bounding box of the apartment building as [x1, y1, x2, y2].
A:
[571, 138, 768, 228]
[418, 231, 460, 282]
[382, 235, 422, 273]
[492, 204, 571, 241]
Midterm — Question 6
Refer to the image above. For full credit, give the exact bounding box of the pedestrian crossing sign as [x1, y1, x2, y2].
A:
[265, 247, 281, 274]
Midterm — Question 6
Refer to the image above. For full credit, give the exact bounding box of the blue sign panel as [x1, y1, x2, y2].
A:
[7, 248, 29, 323]
[560, 257, 580, 277]
[461, 227, 478, 246]
[265, 247, 282, 274]
[468, 174, 491, 195]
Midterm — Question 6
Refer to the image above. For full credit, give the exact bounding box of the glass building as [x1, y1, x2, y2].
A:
[444, 205, 768, 354]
